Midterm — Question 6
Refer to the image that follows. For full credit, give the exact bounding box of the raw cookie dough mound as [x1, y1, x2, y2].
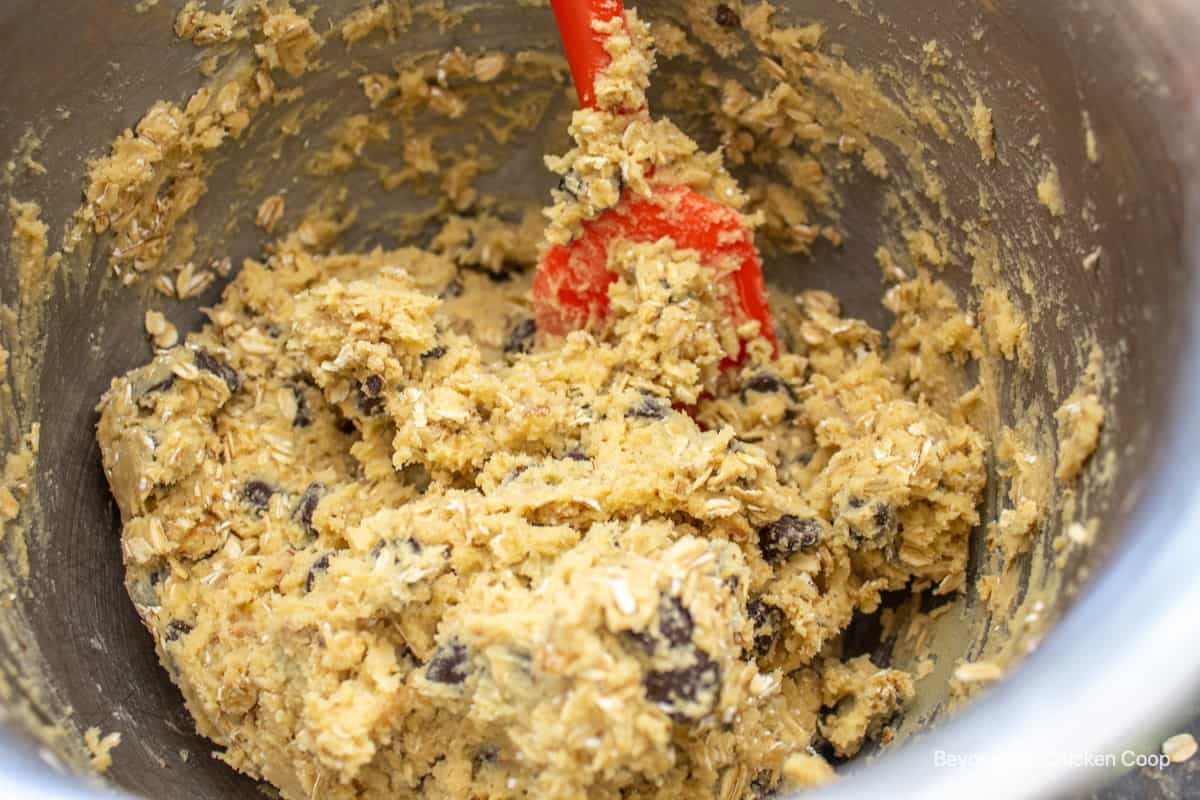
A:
[98, 232, 984, 800]
[96, 10, 988, 800]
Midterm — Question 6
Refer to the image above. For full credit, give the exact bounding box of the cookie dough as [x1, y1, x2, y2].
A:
[97, 11, 987, 800]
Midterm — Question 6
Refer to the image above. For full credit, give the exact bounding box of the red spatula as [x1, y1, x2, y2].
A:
[533, 0, 777, 359]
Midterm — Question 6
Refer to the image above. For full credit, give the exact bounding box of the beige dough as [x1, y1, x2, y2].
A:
[95, 9, 991, 800]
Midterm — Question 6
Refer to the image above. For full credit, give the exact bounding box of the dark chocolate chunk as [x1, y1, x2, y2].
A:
[741, 372, 798, 403]
[294, 482, 324, 536]
[758, 515, 824, 562]
[165, 620, 193, 642]
[657, 596, 694, 647]
[363, 374, 383, 397]
[289, 383, 311, 428]
[356, 380, 384, 416]
[421, 344, 448, 361]
[145, 374, 177, 395]
[335, 416, 356, 434]
[715, 3, 741, 28]
[194, 349, 240, 391]
[626, 395, 667, 420]
[305, 553, 331, 593]
[503, 318, 537, 354]
[426, 640, 471, 685]
[242, 480, 275, 515]
[643, 653, 721, 720]
[747, 597, 785, 658]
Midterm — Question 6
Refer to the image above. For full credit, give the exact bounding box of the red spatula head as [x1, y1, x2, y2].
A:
[533, 185, 778, 358]
[539, 0, 777, 362]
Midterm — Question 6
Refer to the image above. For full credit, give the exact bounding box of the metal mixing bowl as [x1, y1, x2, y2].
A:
[1, 1, 1198, 798]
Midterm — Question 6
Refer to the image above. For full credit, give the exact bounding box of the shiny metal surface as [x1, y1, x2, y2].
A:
[0, 1, 1197, 798]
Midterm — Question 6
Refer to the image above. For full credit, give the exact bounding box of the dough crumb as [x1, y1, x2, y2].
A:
[875, 245, 906, 282]
[255, 194, 285, 233]
[1037, 166, 1065, 216]
[922, 40, 946, 70]
[175, 1, 243, 46]
[1055, 360, 1105, 483]
[144, 310, 179, 350]
[819, 656, 916, 758]
[0, 426, 38, 525]
[979, 287, 1031, 367]
[971, 95, 995, 163]
[904, 228, 945, 268]
[781, 751, 836, 788]
[1163, 733, 1198, 764]
[1066, 521, 1094, 545]
[84, 727, 122, 773]
[1082, 111, 1100, 164]
[952, 659, 1004, 684]
[254, 4, 321, 78]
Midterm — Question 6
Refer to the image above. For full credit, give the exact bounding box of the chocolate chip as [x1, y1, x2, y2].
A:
[335, 416, 356, 434]
[643, 653, 721, 720]
[145, 374, 177, 395]
[356, 380, 384, 416]
[747, 598, 784, 658]
[873, 502, 896, 533]
[758, 515, 824, 563]
[715, 3, 741, 28]
[294, 482, 324, 537]
[750, 770, 777, 799]
[557, 171, 584, 199]
[472, 746, 498, 775]
[503, 318, 537, 354]
[194, 349, 240, 391]
[848, 496, 865, 509]
[304, 553, 331, 593]
[741, 372, 798, 403]
[421, 344, 448, 361]
[658, 596, 694, 647]
[440, 279, 464, 299]
[624, 630, 657, 656]
[165, 620, 193, 642]
[426, 640, 471, 684]
[363, 374, 383, 396]
[564, 449, 589, 462]
[626, 395, 667, 420]
[289, 383, 311, 428]
[242, 480, 275, 515]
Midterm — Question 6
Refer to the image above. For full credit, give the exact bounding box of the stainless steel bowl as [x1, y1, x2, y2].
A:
[1, 1, 1198, 798]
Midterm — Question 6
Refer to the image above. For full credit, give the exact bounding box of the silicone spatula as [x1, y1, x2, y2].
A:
[533, 0, 777, 358]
